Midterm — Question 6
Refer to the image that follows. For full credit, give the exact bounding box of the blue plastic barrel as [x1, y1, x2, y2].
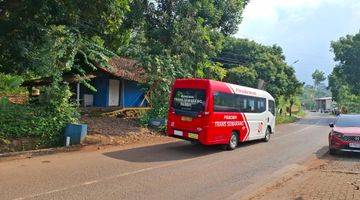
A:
[64, 124, 88, 145]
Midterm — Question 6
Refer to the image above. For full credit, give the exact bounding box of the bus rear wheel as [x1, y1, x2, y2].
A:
[223, 132, 239, 150]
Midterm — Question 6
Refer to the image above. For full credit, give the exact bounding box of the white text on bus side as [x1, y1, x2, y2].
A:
[224, 115, 237, 120]
[214, 121, 245, 127]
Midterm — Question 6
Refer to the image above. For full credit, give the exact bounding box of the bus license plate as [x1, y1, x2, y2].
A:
[174, 130, 183, 136]
[349, 143, 360, 148]
[181, 116, 192, 121]
[188, 133, 198, 139]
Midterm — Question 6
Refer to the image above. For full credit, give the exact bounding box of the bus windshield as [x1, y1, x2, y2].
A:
[172, 89, 206, 113]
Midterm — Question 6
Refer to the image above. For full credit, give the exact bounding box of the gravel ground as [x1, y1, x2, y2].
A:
[81, 116, 147, 135]
[81, 116, 168, 146]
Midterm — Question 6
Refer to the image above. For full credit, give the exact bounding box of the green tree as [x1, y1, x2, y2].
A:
[283, 67, 303, 116]
[328, 31, 360, 113]
[311, 69, 326, 99]
[122, 0, 248, 72]
[0, 0, 131, 146]
[0, 0, 130, 79]
[312, 69, 326, 88]
[122, 0, 249, 120]
[224, 66, 257, 87]
[199, 62, 228, 81]
[215, 37, 302, 103]
[331, 32, 360, 95]
[328, 66, 344, 102]
[299, 85, 316, 110]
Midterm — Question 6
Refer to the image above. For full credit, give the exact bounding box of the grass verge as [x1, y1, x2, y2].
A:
[276, 115, 298, 125]
[276, 110, 306, 125]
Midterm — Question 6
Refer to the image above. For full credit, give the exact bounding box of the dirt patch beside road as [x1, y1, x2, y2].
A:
[81, 116, 174, 147]
[245, 152, 360, 200]
[81, 116, 146, 136]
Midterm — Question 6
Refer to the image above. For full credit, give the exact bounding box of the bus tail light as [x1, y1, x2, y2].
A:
[169, 107, 175, 114]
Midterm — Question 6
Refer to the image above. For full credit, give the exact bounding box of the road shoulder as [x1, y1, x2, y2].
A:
[241, 152, 360, 200]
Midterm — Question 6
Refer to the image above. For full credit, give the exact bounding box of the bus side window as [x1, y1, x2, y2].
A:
[258, 98, 266, 112]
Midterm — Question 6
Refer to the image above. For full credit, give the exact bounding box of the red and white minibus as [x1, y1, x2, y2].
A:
[167, 79, 276, 150]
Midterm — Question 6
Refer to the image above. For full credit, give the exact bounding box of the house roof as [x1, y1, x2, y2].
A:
[315, 97, 332, 101]
[99, 57, 146, 83]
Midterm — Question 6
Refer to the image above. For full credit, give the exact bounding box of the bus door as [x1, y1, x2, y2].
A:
[243, 97, 267, 140]
[267, 100, 276, 133]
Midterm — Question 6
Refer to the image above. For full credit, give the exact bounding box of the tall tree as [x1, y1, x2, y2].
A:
[215, 37, 302, 102]
[312, 69, 326, 88]
[121, 0, 248, 73]
[0, 0, 130, 79]
[328, 31, 360, 113]
[121, 0, 249, 119]
[330, 31, 360, 95]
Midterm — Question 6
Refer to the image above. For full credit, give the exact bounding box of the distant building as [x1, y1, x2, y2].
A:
[315, 97, 335, 112]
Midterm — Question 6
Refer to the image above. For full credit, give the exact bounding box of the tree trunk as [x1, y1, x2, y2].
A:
[289, 100, 294, 116]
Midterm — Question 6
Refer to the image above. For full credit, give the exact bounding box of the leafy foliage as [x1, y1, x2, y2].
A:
[336, 86, 360, 113]
[299, 85, 316, 110]
[0, 0, 130, 146]
[0, 73, 25, 95]
[0, 0, 130, 78]
[312, 69, 326, 87]
[329, 31, 360, 113]
[198, 62, 228, 81]
[0, 83, 78, 146]
[215, 37, 303, 115]
[224, 66, 257, 86]
[121, 0, 249, 121]
[330, 31, 360, 95]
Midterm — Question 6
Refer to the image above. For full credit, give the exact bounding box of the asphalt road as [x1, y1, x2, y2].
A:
[0, 112, 334, 200]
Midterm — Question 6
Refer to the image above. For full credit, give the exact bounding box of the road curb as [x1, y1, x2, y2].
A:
[0, 145, 82, 161]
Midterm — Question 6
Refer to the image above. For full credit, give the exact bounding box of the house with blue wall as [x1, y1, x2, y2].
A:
[74, 57, 148, 108]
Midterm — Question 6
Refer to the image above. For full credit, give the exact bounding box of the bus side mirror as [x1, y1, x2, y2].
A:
[329, 123, 334, 128]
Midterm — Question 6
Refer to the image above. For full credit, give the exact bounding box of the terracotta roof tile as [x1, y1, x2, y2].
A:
[99, 57, 146, 83]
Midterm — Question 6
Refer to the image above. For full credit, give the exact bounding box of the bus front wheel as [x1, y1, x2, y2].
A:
[263, 128, 271, 142]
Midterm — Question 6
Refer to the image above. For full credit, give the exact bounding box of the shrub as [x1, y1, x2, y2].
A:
[0, 73, 25, 95]
[0, 84, 79, 147]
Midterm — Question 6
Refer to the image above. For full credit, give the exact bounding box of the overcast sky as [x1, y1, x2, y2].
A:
[235, 0, 360, 85]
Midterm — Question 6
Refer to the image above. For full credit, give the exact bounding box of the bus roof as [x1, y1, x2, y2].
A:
[174, 78, 275, 101]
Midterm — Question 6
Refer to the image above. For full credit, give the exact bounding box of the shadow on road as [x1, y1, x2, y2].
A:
[103, 137, 266, 163]
[315, 145, 360, 161]
[103, 141, 223, 163]
[329, 151, 360, 160]
[314, 146, 330, 158]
